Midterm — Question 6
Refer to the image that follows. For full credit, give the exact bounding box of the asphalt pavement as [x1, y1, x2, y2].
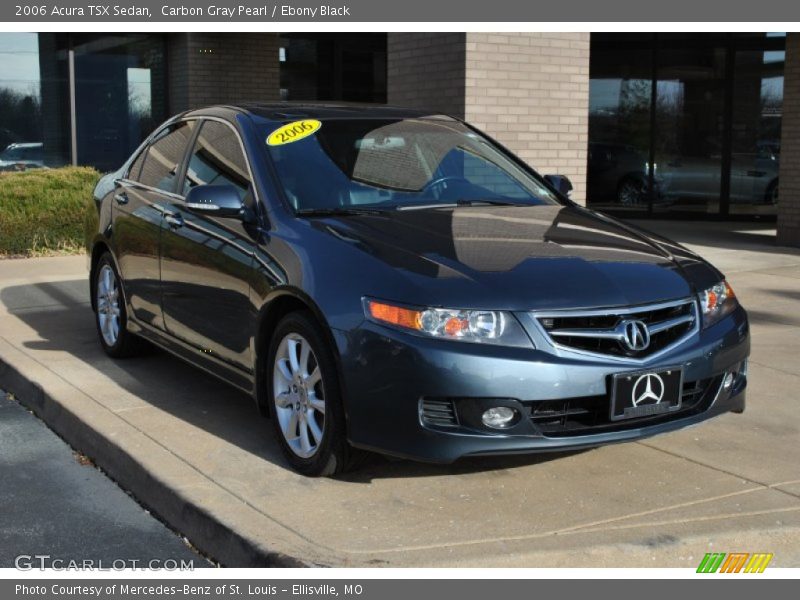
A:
[0, 390, 204, 569]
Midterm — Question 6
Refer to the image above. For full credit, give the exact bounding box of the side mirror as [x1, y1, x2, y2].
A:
[544, 174, 573, 198]
[185, 184, 245, 219]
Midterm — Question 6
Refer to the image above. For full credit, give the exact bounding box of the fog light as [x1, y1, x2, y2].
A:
[723, 371, 735, 390]
[481, 406, 517, 429]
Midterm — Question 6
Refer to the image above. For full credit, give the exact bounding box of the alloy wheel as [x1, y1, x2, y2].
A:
[272, 333, 326, 458]
[618, 180, 644, 205]
[96, 264, 121, 347]
[770, 183, 779, 205]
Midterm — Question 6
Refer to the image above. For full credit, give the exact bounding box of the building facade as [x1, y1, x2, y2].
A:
[0, 32, 797, 244]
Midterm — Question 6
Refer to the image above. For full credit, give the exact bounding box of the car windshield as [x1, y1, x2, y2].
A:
[0, 146, 24, 161]
[262, 117, 562, 212]
[0, 145, 41, 162]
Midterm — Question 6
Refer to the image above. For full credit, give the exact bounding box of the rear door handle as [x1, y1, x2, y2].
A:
[114, 193, 128, 205]
[165, 213, 183, 229]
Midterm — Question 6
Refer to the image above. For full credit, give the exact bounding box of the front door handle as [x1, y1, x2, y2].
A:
[113, 192, 128, 205]
[165, 213, 183, 229]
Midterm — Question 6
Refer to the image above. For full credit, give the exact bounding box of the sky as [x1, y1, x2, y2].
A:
[0, 33, 40, 97]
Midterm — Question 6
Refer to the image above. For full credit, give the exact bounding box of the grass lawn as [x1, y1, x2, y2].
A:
[0, 167, 100, 257]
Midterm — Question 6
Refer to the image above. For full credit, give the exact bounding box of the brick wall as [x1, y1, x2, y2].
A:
[778, 33, 800, 247]
[464, 33, 590, 203]
[387, 33, 466, 117]
[387, 33, 590, 203]
[167, 33, 280, 113]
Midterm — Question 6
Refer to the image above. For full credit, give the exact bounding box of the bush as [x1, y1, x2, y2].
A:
[0, 166, 100, 257]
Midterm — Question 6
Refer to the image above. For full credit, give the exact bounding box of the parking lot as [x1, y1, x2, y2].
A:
[1, 220, 799, 567]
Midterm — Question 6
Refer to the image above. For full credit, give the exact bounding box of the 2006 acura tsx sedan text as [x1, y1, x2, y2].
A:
[86, 104, 750, 476]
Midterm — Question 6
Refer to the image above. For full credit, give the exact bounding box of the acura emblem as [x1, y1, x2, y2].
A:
[622, 319, 650, 351]
[631, 373, 665, 406]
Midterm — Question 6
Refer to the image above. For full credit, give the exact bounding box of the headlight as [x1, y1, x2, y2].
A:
[699, 280, 738, 329]
[363, 298, 533, 348]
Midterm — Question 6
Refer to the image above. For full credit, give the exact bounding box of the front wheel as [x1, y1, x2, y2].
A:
[617, 177, 647, 206]
[267, 311, 358, 476]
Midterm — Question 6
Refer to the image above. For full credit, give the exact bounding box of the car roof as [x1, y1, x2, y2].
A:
[6, 142, 42, 149]
[185, 102, 454, 122]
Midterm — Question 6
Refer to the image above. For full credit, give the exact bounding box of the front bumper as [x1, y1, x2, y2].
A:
[335, 304, 750, 463]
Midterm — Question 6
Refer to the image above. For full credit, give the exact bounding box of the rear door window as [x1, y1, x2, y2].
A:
[183, 120, 251, 200]
[136, 121, 196, 193]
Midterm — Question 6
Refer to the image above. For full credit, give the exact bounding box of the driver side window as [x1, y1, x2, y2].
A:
[135, 122, 196, 193]
[183, 120, 251, 201]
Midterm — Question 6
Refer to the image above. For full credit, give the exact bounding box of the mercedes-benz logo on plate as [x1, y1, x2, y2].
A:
[622, 319, 650, 351]
[631, 373, 665, 406]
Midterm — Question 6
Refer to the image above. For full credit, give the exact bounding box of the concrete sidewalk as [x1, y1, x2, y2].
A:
[1, 222, 799, 567]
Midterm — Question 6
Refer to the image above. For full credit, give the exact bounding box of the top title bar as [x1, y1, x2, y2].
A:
[3, 0, 800, 22]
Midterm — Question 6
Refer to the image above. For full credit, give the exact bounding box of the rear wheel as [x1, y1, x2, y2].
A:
[94, 253, 147, 358]
[267, 311, 358, 476]
[765, 180, 779, 205]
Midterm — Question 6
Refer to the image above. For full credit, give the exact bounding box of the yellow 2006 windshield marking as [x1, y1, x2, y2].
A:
[267, 120, 322, 146]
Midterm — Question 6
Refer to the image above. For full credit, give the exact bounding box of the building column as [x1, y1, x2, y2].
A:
[167, 33, 281, 113]
[778, 33, 800, 247]
[387, 33, 590, 204]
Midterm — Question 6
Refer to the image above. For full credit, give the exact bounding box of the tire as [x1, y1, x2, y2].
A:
[266, 311, 359, 476]
[765, 180, 779, 205]
[617, 177, 646, 206]
[93, 252, 148, 358]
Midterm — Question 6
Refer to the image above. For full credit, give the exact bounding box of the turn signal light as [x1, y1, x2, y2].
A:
[363, 298, 534, 348]
[366, 300, 421, 330]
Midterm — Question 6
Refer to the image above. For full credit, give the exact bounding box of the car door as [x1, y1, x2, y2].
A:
[112, 121, 196, 330]
[159, 118, 258, 372]
[730, 151, 779, 204]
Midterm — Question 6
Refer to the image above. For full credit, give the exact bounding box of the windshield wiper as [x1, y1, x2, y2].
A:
[398, 198, 525, 211]
[295, 207, 390, 217]
[455, 199, 524, 207]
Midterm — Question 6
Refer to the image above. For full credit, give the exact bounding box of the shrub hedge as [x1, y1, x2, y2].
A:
[0, 166, 100, 257]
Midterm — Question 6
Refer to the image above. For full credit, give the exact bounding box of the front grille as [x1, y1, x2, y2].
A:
[420, 399, 459, 427]
[529, 376, 720, 437]
[536, 299, 698, 359]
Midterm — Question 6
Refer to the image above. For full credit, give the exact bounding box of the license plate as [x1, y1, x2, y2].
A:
[610, 367, 683, 421]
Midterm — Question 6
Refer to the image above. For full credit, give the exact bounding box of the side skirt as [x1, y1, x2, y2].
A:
[128, 319, 256, 398]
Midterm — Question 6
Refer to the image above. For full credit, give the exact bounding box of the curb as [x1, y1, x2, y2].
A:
[0, 356, 310, 568]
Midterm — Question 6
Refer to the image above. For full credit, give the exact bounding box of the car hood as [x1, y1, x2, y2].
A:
[308, 204, 722, 311]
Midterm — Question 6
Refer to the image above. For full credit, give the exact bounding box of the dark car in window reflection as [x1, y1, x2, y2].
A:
[0, 142, 44, 172]
[589, 141, 779, 209]
[588, 142, 654, 207]
[86, 104, 750, 476]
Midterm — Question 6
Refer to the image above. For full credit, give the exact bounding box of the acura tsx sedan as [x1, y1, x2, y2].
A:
[86, 104, 750, 476]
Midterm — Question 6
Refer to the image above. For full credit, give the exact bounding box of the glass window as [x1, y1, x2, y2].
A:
[0, 33, 167, 172]
[184, 120, 251, 199]
[73, 34, 167, 172]
[588, 33, 785, 218]
[729, 48, 784, 215]
[128, 147, 147, 180]
[279, 33, 387, 103]
[653, 45, 727, 215]
[0, 33, 70, 169]
[587, 37, 654, 210]
[264, 117, 561, 211]
[137, 122, 194, 192]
